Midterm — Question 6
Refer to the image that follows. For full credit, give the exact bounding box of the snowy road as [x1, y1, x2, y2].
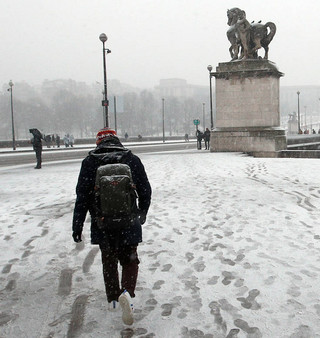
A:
[0, 140, 195, 167]
[1, 150, 320, 337]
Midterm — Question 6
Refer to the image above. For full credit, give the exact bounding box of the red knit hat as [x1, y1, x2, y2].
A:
[96, 128, 117, 145]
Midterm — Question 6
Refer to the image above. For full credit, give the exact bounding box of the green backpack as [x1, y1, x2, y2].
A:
[95, 163, 137, 230]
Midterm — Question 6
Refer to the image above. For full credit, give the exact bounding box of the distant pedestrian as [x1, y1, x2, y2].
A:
[45, 134, 51, 148]
[203, 128, 210, 150]
[125, 132, 129, 141]
[29, 128, 43, 169]
[63, 134, 69, 147]
[56, 134, 61, 148]
[196, 130, 203, 150]
[184, 133, 189, 142]
[138, 134, 142, 141]
[69, 134, 74, 147]
[52, 134, 55, 147]
[312, 129, 316, 134]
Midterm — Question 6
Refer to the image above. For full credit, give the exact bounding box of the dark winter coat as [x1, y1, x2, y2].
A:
[72, 137, 152, 246]
[29, 129, 43, 149]
[203, 130, 210, 141]
[196, 130, 203, 141]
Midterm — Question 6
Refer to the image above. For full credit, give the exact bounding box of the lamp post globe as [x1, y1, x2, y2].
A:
[99, 33, 107, 43]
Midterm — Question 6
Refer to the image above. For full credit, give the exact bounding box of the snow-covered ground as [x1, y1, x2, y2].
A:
[1, 149, 320, 338]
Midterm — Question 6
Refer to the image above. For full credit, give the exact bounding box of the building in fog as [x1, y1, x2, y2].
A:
[155, 78, 207, 99]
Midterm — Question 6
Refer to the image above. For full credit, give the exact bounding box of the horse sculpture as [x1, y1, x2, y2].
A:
[227, 8, 276, 61]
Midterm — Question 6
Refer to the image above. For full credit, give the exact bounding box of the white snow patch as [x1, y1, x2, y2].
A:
[1, 150, 320, 337]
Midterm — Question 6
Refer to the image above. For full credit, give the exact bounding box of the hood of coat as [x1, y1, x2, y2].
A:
[95, 135, 124, 149]
[89, 136, 131, 162]
[29, 128, 43, 138]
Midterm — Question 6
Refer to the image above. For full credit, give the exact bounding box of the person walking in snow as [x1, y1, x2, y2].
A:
[29, 128, 43, 169]
[63, 134, 69, 147]
[69, 134, 74, 147]
[56, 134, 61, 148]
[203, 128, 210, 150]
[196, 129, 203, 150]
[72, 128, 152, 325]
[45, 134, 51, 148]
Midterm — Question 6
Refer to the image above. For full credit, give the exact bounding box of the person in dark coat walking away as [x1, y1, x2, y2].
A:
[196, 129, 203, 150]
[203, 128, 211, 150]
[29, 128, 43, 169]
[72, 127, 152, 325]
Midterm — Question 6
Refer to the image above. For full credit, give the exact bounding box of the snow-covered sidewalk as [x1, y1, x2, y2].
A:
[1, 150, 320, 337]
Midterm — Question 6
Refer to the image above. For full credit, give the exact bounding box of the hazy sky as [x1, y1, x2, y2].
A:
[1, 0, 319, 89]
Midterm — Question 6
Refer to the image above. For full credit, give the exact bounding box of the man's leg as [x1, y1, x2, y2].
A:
[38, 149, 42, 167]
[119, 246, 139, 298]
[99, 244, 121, 302]
[35, 148, 42, 168]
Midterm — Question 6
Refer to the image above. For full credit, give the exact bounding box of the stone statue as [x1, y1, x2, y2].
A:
[227, 8, 276, 61]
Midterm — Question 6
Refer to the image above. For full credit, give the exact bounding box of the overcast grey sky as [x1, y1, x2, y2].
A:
[1, 0, 319, 89]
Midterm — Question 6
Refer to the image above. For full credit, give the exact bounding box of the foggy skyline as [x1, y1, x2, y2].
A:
[1, 0, 320, 89]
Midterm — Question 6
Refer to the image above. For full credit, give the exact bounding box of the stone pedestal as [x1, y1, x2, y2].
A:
[211, 60, 287, 155]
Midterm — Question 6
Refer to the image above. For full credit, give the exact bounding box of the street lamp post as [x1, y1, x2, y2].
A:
[318, 98, 320, 132]
[114, 96, 117, 134]
[8, 80, 16, 150]
[207, 65, 214, 130]
[162, 98, 165, 143]
[202, 103, 205, 130]
[297, 91, 301, 133]
[99, 33, 111, 128]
